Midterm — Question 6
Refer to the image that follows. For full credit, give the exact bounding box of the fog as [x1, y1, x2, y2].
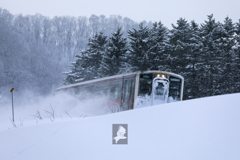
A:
[0, 91, 116, 130]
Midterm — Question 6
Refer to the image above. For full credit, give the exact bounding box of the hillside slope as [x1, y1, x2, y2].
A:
[0, 93, 240, 160]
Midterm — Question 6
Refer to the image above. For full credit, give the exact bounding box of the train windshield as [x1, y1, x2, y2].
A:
[152, 77, 169, 105]
[135, 73, 170, 108]
[138, 74, 153, 96]
[168, 76, 182, 102]
[135, 73, 183, 109]
[135, 74, 153, 108]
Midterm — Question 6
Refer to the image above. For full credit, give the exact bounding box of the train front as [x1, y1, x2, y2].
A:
[134, 71, 183, 109]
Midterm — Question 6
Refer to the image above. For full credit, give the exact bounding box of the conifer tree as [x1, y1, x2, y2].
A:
[185, 21, 204, 99]
[128, 23, 151, 71]
[233, 20, 240, 92]
[199, 14, 222, 96]
[103, 27, 128, 76]
[217, 17, 236, 94]
[83, 32, 108, 79]
[169, 18, 192, 74]
[148, 21, 170, 70]
[62, 55, 84, 85]
[168, 18, 195, 99]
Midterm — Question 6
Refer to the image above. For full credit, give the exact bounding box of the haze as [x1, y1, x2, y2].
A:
[1, 0, 239, 28]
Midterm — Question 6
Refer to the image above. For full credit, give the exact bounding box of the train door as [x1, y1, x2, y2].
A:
[121, 76, 135, 111]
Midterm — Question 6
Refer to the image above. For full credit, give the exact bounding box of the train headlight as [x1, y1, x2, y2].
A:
[162, 75, 165, 78]
[157, 74, 160, 77]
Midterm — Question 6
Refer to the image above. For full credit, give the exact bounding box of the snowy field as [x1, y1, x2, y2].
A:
[0, 93, 240, 160]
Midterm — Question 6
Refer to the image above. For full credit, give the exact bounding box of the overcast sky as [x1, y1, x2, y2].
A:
[1, 0, 239, 28]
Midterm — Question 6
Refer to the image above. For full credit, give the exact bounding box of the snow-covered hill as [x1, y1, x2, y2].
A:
[0, 93, 240, 160]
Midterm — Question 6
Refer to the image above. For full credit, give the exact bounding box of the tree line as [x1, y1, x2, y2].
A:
[64, 15, 240, 100]
[0, 8, 143, 95]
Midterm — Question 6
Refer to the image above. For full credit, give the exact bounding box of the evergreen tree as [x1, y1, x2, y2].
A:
[148, 21, 170, 70]
[217, 17, 236, 94]
[199, 14, 222, 96]
[103, 27, 128, 76]
[233, 20, 240, 92]
[65, 32, 109, 82]
[168, 18, 195, 99]
[185, 21, 204, 99]
[82, 32, 108, 80]
[169, 18, 192, 74]
[128, 23, 151, 71]
[62, 55, 84, 85]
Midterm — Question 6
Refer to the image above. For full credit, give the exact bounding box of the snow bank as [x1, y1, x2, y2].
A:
[0, 93, 240, 160]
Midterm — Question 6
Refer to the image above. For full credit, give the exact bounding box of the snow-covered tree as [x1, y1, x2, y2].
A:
[169, 18, 192, 74]
[148, 21, 169, 70]
[233, 20, 240, 92]
[185, 21, 204, 99]
[169, 18, 205, 99]
[122, 17, 139, 37]
[62, 55, 84, 85]
[217, 17, 237, 94]
[128, 23, 151, 71]
[81, 32, 108, 80]
[199, 14, 223, 96]
[103, 27, 128, 76]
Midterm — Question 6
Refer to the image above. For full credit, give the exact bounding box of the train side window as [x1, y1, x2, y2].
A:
[124, 80, 129, 100]
[129, 79, 133, 97]
[128, 79, 135, 109]
[114, 87, 119, 99]
[106, 88, 110, 97]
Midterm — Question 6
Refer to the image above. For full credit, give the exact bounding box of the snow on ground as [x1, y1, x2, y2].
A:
[0, 93, 240, 160]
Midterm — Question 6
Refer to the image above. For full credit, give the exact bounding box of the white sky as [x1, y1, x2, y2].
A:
[0, 0, 239, 28]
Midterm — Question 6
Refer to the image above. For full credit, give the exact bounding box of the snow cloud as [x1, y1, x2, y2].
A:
[0, 91, 114, 130]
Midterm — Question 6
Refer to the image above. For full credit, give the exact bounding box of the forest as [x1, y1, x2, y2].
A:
[63, 15, 240, 100]
[0, 8, 141, 96]
[0, 8, 240, 100]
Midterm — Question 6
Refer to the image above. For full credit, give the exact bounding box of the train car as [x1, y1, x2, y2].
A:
[56, 70, 184, 111]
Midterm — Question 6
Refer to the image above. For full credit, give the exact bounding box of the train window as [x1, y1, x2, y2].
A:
[114, 87, 119, 99]
[168, 77, 181, 101]
[138, 74, 153, 96]
[129, 79, 134, 97]
[124, 80, 129, 100]
[122, 80, 127, 102]
[120, 80, 129, 110]
[106, 88, 110, 97]
[154, 82, 164, 96]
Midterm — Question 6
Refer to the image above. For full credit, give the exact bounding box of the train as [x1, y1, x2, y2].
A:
[56, 70, 184, 111]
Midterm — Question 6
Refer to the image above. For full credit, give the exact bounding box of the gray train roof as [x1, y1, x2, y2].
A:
[56, 70, 184, 90]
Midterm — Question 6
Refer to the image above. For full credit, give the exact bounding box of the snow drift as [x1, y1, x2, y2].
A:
[0, 93, 240, 160]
